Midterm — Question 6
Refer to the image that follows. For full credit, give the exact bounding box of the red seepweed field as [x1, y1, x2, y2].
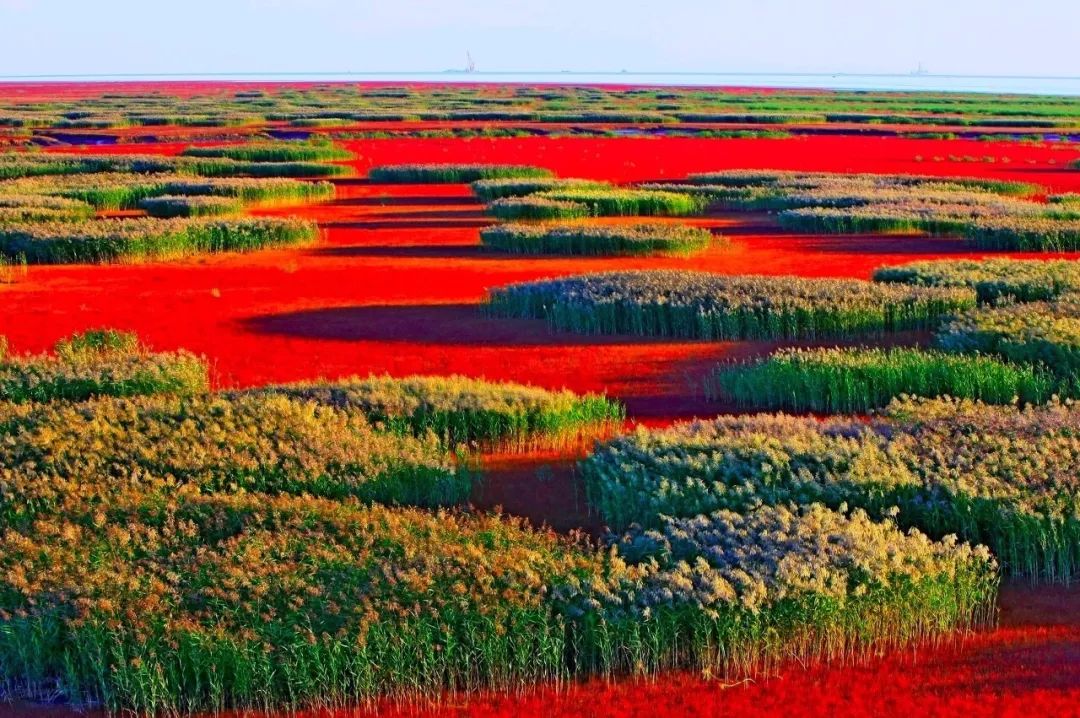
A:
[1, 82, 1079, 718]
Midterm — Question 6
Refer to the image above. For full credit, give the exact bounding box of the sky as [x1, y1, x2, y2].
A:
[0, 0, 1077, 78]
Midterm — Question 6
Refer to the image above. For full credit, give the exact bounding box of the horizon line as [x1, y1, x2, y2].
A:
[3, 70, 1080, 82]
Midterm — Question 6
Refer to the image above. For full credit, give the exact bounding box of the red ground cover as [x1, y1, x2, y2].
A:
[2, 122, 1079, 716]
[6, 135, 1080, 423]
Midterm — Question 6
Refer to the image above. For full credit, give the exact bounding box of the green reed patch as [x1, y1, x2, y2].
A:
[964, 217, 1080, 252]
[937, 299, 1080, 382]
[710, 346, 1058, 413]
[471, 177, 610, 201]
[487, 196, 591, 221]
[137, 195, 243, 218]
[0, 486, 993, 714]
[487, 271, 975, 340]
[369, 164, 553, 183]
[187, 158, 349, 178]
[0, 393, 466, 518]
[181, 141, 351, 163]
[240, 374, 624, 447]
[0, 153, 176, 180]
[4, 173, 335, 210]
[873, 257, 1080, 304]
[160, 177, 336, 204]
[572, 502, 996, 677]
[534, 189, 708, 217]
[0, 330, 209, 403]
[663, 169, 1080, 251]
[0, 217, 318, 263]
[0, 194, 94, 222]
[480, 222, 717, 256]
[581, 396, 1079, 582]
[138, 194, 243, 218]
[0, 494, 582, 712]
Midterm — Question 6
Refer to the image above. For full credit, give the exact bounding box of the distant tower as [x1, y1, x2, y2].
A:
[466, 51, 477, 73]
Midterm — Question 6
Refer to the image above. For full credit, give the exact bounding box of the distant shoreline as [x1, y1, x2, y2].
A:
[2, 71, 1080, 96]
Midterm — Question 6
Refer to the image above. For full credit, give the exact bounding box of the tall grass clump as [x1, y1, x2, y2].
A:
[32, 173, 183, 210]
[182, 141, 351, 163]
[0, 217, 318, 263]
[0, 393, 466, 513]
[0, 330, 209, 402]
[187, 159, 349, 178]
[161, 178, 336, 204]
[241, 374, 624, 448]
[580, 397, 1079, 581]
[670, 169, 1080, 250]
[0, 194, 94, 222]
[487, 271, 976, 340]
[0, 484, 995, 714]
[536, 189, 708, 217]
[873, 258, 1080, 304]
[0, 253, 28, 284]
[937, 300, 1080, 383]
[480, 222, 717, 256]
[569, 503, 997, 678]
[0, 495, 583, 713]
[965, 217, 1080, 252]
[137, 195, 243, 218]
[6, 174, 334, 210]
[488, 197, 591, 221]
[710, 346, 1058, 412]
[471, 177, 610, 201]
[0, 153, 176, 180]
[369, 164, 553, 183]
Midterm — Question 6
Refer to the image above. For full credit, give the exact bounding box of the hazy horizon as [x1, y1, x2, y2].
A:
[0, 0, 1077, 78]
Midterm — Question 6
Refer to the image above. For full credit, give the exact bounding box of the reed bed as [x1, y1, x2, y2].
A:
[2, 172, 187, 210]
[487, 196, 591, 221]
[4, 172, 335, 210]
[0, 153, 176, 180]
[684, 170, 1039, 198]
[535, 189, 708, 217]
[662, 169, 1080, 250]
[0, 393, 465, 515]
[240, 374, 624, 448]
[186, 158, 348, 178]
[965, 216, 1080, 251]
[0, 194, 93, 222]
[0, 330, 209, 403]
[160, 177, 336, 204]
[573, 503, 996, 678]
[873, 257, 1080, 303]
[181, 141, 350, 163]
[937, 300, 1080, 382]
[137, 195, 243, 218]
[0, 217, 318, 263]
[0, 470, 994, 714]
[471, 178, 610, 201]
[0, 253, 27, 284]
[479, 222, 716, 256]
[368, 164, 553, 183]
[487, 271, 976, 340]
[710, 346, 1058, 412]
[581, 396, 1079, 582]
[0, 495, 587, 714]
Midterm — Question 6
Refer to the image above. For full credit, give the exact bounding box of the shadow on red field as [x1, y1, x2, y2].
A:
[243, 303, 689, 347]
